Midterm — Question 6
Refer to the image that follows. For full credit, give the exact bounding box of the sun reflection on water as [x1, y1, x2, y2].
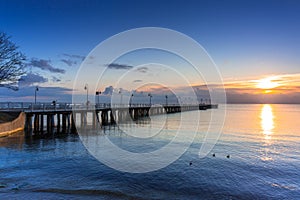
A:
[260, 104, 275, 161]
[261, 104, 274, 140]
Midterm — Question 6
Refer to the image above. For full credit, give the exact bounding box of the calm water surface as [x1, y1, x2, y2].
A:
[0, 104, 299, 199]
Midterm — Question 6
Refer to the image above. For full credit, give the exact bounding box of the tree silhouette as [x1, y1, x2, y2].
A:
[0, 32, 26, 90]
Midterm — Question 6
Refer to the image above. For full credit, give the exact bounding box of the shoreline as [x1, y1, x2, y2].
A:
[0, 112, 25, 137]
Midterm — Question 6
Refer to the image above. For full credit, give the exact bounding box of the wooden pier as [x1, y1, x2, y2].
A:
[0, 102, 217, 137]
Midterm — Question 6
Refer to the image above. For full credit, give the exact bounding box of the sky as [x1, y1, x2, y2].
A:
[0, 0, 300, 103]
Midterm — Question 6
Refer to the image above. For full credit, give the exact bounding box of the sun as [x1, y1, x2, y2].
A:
[256, 77, 279, 90]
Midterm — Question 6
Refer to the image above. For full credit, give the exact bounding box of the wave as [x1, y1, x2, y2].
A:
[34, 188, 144, 199]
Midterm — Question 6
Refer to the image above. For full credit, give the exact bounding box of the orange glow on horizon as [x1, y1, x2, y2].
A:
[222, 75, 298, 95]
[264, 90, 273, 94]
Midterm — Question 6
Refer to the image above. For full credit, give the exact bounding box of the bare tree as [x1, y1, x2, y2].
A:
[0, 32, 26, 90]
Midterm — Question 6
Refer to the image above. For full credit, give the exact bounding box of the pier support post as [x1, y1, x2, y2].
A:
[71, 113, 77, 133]
[101, 110, 108, 126]
[95, 111, 100, 128]
[40, 114, 44, 134]
[57, 114, 61, 133]
[25, 114, 33, 137]
[47, 115, 51, 135]
[110, 110, 115, 125]
[67, 114, 70, 131]
[34, 114, 39, 135]
[62, 114, 67, 133]
[92, 112, 96, 129]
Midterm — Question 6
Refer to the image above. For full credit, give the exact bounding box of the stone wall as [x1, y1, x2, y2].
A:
[0, 112, 25, 137]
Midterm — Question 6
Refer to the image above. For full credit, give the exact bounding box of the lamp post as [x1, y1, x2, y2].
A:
[165, 95, 168, 106]
[34, 86, 39, 104]
[96, 91, 101, 106]
[119, 90, 123, 107]
[130, 94, 134, 107]
[148, 93, 152, 106]
[84, 84, 89, 106]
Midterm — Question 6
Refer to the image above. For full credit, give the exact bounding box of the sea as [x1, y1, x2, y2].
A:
[0, 104, 299, 199]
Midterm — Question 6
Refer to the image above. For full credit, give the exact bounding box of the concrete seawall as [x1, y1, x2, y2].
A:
[0, 112, 25, 137]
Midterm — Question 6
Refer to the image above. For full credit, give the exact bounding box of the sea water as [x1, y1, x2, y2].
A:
[0, 104, 299, 199]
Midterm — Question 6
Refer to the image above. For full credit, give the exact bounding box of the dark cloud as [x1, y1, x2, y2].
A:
[136, 66, 148, 73]
[102, 86, 114, 95]
[60, 53, 86, 67]
[19, 73, 48, 87]
[133, 80, 143, 83]
[28, 58, 65, 74]
[107, 63, 133, 70]
[52, 76, 61, 82]
[62, 53, 85, 60]
[0, 86, 73, 102]
[60, 59, 77, 67]
[0, 84, 19, 91]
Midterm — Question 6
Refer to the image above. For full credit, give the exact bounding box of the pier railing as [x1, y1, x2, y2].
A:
[0, 102, 208, 112]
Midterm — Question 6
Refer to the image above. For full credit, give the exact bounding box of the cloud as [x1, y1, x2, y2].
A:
[19, 73, 48, 87]
[0, 86, 73, 102]
[133, 80, 143, 83]
[102, 86, 114, 95]
[28, 58, 65, 74]
[136, 66, 148, 73]
[107, 63, 133, 70]
[52, 76, 61, 82]
[60, 59, 77, 67]
[62, 53, 85, 60]
[88, 56, 94, 60]
[60, 53, 86, 66]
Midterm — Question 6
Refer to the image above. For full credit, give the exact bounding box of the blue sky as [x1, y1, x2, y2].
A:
[1, 0, 300, 103]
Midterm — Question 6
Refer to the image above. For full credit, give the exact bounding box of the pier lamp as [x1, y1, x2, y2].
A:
[148, 93, 152, 106]
[96, 91, 101, 105]
[84, 84, 89, 106]
[34, 86, 39, 104]
[119, 90, 123, 106]
[130, 94, 134, 107]
[165, 95, 168, 106]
